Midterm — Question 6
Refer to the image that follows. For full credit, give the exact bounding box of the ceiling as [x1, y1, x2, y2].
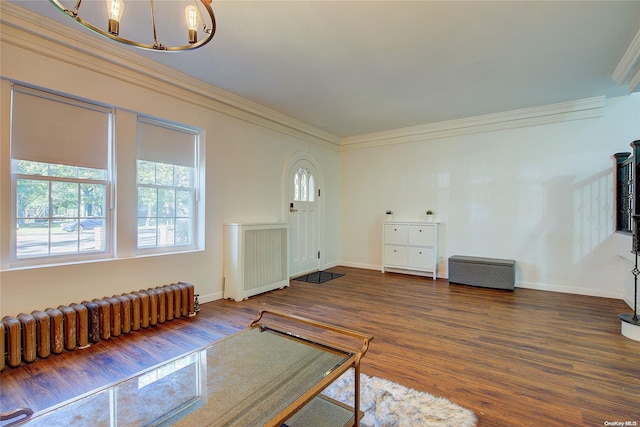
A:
[8, 1, 640, 138]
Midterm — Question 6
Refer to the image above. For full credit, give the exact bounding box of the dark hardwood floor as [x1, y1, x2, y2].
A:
[1, 266, 639, 426]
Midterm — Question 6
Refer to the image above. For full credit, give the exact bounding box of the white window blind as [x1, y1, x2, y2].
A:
[11, 86, 111, 169]
[137, 118, 197, 167]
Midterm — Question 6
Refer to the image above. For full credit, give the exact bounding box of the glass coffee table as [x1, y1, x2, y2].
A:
[5, 310, 372, 427]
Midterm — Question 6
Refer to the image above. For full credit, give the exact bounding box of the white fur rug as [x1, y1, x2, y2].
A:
[321, 370, 477, 427]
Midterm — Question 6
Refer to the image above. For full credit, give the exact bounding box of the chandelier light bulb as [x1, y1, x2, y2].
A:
[50, 0, 216, 51]
[185, 5, 198, 44]
[106, 0, 125, 35]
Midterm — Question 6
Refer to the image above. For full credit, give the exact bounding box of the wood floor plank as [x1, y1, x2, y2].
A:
[1, 266, 639, 426]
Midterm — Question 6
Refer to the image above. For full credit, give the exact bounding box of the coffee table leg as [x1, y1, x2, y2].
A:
[354, 364, 360, 427]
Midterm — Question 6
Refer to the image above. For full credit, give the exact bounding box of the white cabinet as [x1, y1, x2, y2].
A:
[382, 222, 439, 278]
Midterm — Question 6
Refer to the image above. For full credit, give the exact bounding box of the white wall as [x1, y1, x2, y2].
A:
[339, 95, 640, 299]
[0, 26, 340, 317]
[2, 6, 639, 318]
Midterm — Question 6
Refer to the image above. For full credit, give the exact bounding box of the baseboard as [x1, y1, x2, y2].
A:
[337, 261, 380, 271]
[622, 294, 639, 312]
[321, 261, 341, 270]
[340, 261, 449, 279]
[339, 262, 623, 299]
[516, 281, 622, 299]
[205, 268, 624, 303]
[200, 291, 223, 304]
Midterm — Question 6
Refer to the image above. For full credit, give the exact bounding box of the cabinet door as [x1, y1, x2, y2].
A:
[408, 247, 434, 270]
[384, 245, 407, 267]
[384, 225, 408, 245]
[408, 225, 434, 247]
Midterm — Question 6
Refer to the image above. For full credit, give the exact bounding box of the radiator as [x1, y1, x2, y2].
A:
[224, 223, 289, 301]
[1, 282, 196, 371]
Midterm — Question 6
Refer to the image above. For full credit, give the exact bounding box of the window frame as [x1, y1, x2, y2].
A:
[615, 151, 633, 235]
[9, 86, 114, 267]
[135, 116, 202, 255]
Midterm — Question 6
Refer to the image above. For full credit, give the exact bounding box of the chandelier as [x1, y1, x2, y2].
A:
[49, 0, 216, 51]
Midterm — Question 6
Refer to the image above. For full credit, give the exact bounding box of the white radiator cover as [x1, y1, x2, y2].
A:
[223, 223, 290, 301]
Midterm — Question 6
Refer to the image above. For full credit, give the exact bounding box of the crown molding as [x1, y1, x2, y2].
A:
[613, 27, 640, 93]
[339, 96, 606, 151]
[0, 1, 617, 153]
[0, 1, 340, 149]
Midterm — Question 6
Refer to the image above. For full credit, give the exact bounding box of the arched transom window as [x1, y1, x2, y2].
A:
[293, 167, 315, 202]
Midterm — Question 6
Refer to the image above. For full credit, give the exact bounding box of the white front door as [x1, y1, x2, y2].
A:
[288, 159, 321, 276]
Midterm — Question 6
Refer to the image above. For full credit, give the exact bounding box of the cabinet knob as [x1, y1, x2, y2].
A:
[419, 251, 422, 254]
[394, 228, 397, 231]
[419, 229, 422, 232]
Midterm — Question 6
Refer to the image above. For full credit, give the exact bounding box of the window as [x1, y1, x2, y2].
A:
[615, 151, 633, 234]
[10, 86, 112, 264]
[293, 167, 315, 202]
[136, 117, 199, 251]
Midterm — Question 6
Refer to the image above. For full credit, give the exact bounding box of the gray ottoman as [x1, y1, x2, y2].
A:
[448, 255, 515, 290]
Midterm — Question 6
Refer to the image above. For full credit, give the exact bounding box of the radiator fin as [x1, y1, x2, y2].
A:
[17, 313, 36, 363]
[2, 283, 196, 370]
[31, 311, 50, 359]
[44, 308, 64, 354]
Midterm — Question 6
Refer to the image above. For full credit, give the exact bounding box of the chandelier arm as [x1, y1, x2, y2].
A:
[149, 0, 165, 50]
[193, 0, 211, 35]
[72, 0, 82, 16]
[49, 0, 216, 51]
[195, 0, 216, 41]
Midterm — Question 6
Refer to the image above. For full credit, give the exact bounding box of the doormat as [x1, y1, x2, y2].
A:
[293, 271, 345, 284]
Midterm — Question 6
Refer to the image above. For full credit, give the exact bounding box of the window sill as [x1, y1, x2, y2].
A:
[2, 248, 204, 272]
[616, 232, 634, 262]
